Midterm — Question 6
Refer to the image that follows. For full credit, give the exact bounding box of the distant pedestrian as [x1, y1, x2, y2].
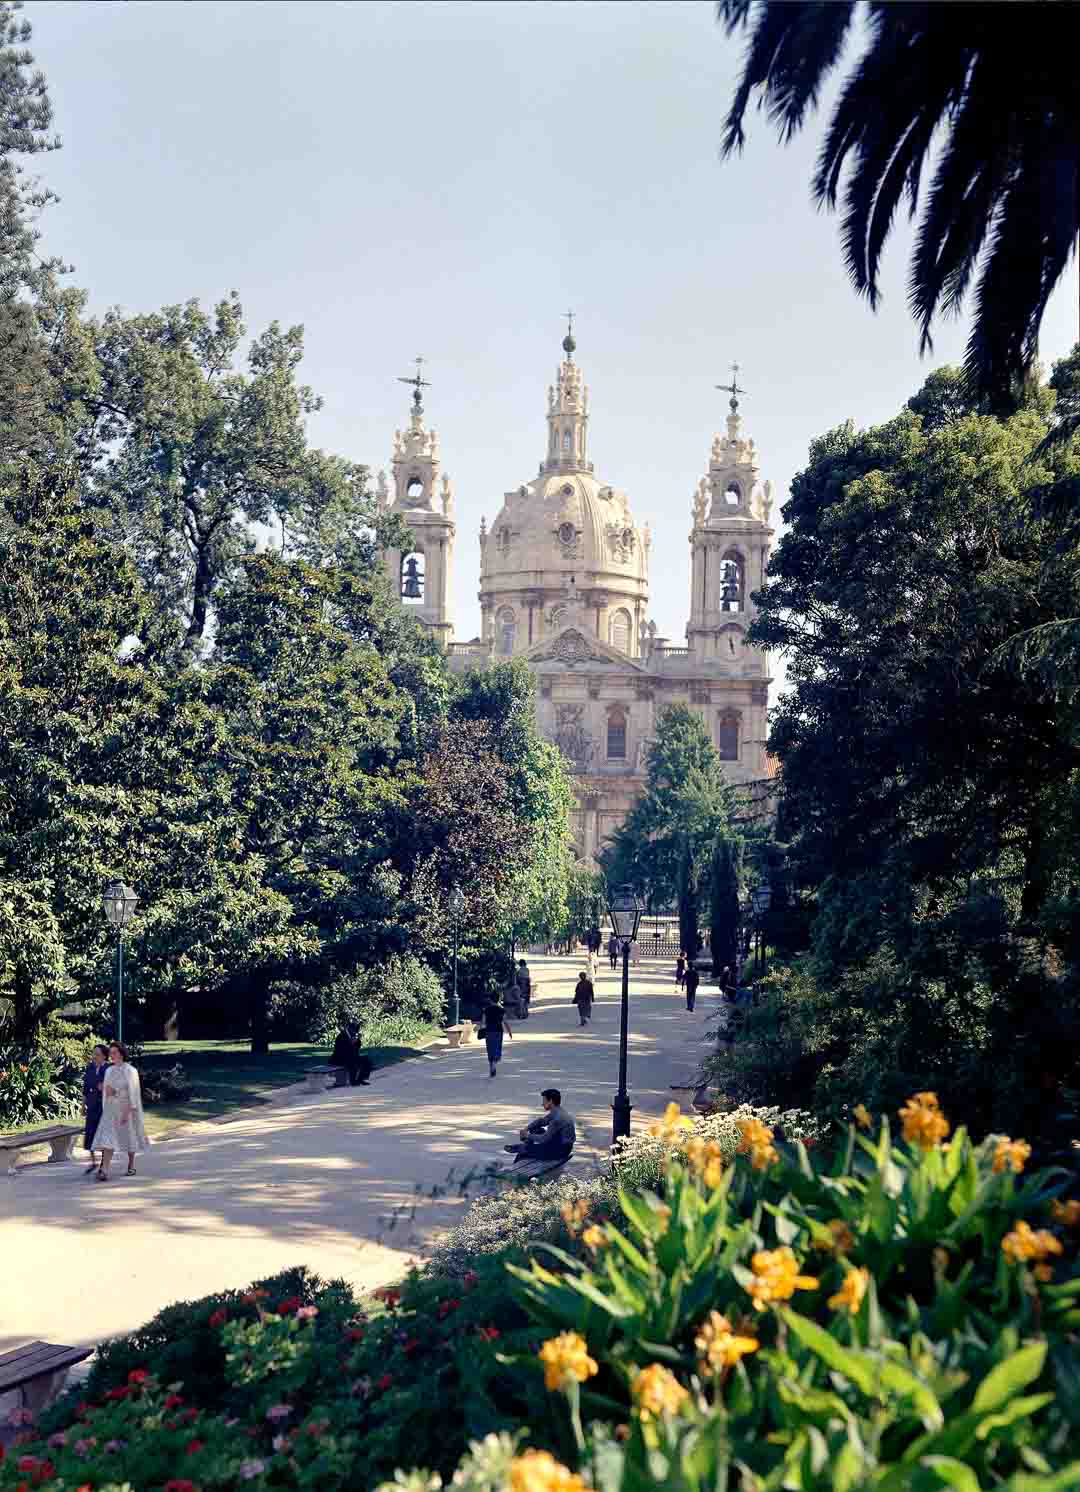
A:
[675, 951, 687, 987]
[516, 959, 532, 1016]
[92, 1042, 150, 1181]
[573, 970, 595, 1026]
[82, 1043, 109, 1175]
[607, 934, 619, 971]
[684, 962, 701, 1013]
[719, 965, 737, 1003]
[586, 925, 602, 956]
[480, 997, 513, 1077]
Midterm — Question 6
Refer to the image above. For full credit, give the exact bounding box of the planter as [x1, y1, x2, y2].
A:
[445, 1025, 469, 1048]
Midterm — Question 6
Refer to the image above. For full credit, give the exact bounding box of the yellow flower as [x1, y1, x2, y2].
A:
[898, 1092, 950, 1151]
[735, 1117, 780, 1172]
[1001, 1219, 1064, 1273]
[694, 1311, 759, 1373]
[828, 1266, 870, 1317]
[581, 1224, 607, 1253]
[560, 1200, 590, 1236]
[992, 1137, 1032, 1175]
[813, 1219, 855, 1256]
[509, 1448, 589, 1492]
[538, 1332, 598, 1393]
[1051, 1199, 1080, 1228]
[631, 1363, 689, 1420]
[745, 1246, 820, 1312]
[853, 1103, 872, 1130]
[649, 1101, 695, 1144]
[702, 1158, 724, 1189]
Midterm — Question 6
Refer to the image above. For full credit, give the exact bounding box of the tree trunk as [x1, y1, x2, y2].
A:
[183, 541, 214, 653]
[12, 964, 35, 1042]
[677, 841, 699, 959]
[249, 972, 271, 1056]
[710, 837, 742, 976]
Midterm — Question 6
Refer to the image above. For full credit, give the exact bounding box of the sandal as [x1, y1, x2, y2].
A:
[95, 1171, 109, 1182]
[126, 1165, 136, 1176]
[84, 1163, 98, 1175]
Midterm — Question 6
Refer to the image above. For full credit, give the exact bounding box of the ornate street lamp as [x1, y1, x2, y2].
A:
[449, 885, 466, 1029]
[607, 883, 644, 1144]
[102, 880, 138, 1045]
[751, 884, 772, 976]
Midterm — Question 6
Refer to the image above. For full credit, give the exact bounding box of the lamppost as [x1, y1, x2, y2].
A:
[102, 880, 138, 1045]
[752, 885, 772, 977]
[449, 885, 466, 1029]
[607, 882, 644, 1144]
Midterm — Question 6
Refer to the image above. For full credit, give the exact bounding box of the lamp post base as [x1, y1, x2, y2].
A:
[611, 1094, 633, 1144]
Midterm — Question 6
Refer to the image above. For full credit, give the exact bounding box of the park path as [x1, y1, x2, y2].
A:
[1, 954, 722, 1354]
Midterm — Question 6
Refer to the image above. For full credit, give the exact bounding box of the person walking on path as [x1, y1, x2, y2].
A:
[82, 1043, 108, 1175]
[516, 959, 532, 1016]
[480, 997, 513, 1077]
[573, 970, 595, 1026]
[93, 1041, 150, 1181]
[675, 951, 687, 987]
[684, 961, 701, 1013]
[607, 934, 619, 971]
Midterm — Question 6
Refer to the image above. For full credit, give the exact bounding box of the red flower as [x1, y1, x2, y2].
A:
[182, 1407, 200, 1423]
[437, 1297, 461, 1319]
[375, 1373, 393, 1391]
[347, 1327, 365, 1342]
[373, 1287, 401, 1308]
[77, 1403, 92, 1417]
[164, 1393, 184, 1409]
[32, 1463, 55, 1486]
[128, 1368, 150, 1384]
[104, 1386, 129, 1401]
[208, 1308, 228, 1328]
[16, 1460, 37, 1475]
[276, 1295, 302, 1315]
[477, 1326, 500, 1342]
[240, 1289, 270, 1305]
[165, 1482, 198, 1492]
[185, 1438, 205, 1455]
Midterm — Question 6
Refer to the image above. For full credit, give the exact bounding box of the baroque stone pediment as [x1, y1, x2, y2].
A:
[526, 626, 648, 671]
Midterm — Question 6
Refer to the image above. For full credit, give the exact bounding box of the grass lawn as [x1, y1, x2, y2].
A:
[140, 1032, 442, 1135]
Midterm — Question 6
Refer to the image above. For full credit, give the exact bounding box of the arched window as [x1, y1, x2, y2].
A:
[400, 551, 425, 603]
[609, 608, 632, 654]
[406, 475, 424, 500]
[721, 549, 745, 611]
[548, 605, 566, 632]
[717, 710, 740, 761]
[725, 480, 741, 507]
[562, 430, 572, 452]
[607, 708, 627, 760]
[496, 607, 516, 655]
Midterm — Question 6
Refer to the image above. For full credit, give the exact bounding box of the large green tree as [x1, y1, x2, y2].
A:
[718, 2, 1080, 413]
[604, 705, 738, 955]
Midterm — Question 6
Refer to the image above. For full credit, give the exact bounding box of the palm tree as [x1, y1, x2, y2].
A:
[718, 2, 1079, 414]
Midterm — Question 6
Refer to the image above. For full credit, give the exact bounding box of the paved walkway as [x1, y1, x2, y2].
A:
[1, 955, 722, 1354]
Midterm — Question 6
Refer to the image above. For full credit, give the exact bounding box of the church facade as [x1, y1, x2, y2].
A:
[378, 329, 775, 863]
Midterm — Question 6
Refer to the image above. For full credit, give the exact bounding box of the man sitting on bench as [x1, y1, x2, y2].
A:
[505, 1088, 576, 1166]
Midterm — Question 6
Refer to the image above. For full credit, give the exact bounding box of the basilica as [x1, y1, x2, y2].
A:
[377, 326, 775, 863]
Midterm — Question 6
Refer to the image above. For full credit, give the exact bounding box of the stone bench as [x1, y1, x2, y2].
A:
[0, 1124, 83, 1176]
[0, 1340, 92, 1418]
[302, 1065, 349, 1093]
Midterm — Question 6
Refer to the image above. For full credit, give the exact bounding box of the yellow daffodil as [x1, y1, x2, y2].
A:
[581, 1224, 607, 1253]
[560, 1200, 590, 1236]
[1001, 1220, 1064, 1282]
[694, 1311, 759, 1373]
[538, 1332, 598, 1393]
[649, 1101, 695, 1144]
[898, 1092, 950, 1151]
[631, 1363, 689, 1420]
[745, 1246, 820, 1312]
[992, 1137, 1032, 1175]
[853, 1103, 872, 1130]
[509, 1448, 589, 1492]
[828, 1266, 870, 1316]
[1052, 1199, 1080, 1228]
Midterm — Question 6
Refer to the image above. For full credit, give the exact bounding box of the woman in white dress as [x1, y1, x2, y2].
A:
[93, 1042, 150, 1181]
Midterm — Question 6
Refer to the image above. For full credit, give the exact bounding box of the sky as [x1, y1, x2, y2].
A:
[33, 0, 1080, 659]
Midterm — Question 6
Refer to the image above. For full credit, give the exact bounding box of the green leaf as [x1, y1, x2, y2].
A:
[971, 1341, 1047, 1414]
[920, 1456, 983, 1492]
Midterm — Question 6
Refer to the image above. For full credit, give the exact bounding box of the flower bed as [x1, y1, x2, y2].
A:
[6, 1095, 1080, 1491]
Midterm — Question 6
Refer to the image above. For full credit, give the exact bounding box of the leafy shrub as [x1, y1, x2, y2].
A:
[0, 1015, 98, 1127]
[425, 1175, 617, 1278]
[269, 956, 444, 1043]
[140, 1062, 194, 1106]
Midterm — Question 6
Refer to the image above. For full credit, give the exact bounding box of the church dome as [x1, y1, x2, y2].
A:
[478, 332, 649, 656]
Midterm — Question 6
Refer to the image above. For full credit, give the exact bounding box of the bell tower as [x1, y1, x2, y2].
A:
[541, 313, 594, 475]
[379, 358, 455, 645]
[687, 364, 773, 663]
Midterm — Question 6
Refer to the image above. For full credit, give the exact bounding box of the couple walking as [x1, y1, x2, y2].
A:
[82, 1041, 150, 1181]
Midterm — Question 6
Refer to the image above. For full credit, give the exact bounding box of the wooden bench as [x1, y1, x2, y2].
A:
[0, 1340, 92, 1417]
[0, 1124, 83, 1176]
[302, 1065, 348, 1093]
